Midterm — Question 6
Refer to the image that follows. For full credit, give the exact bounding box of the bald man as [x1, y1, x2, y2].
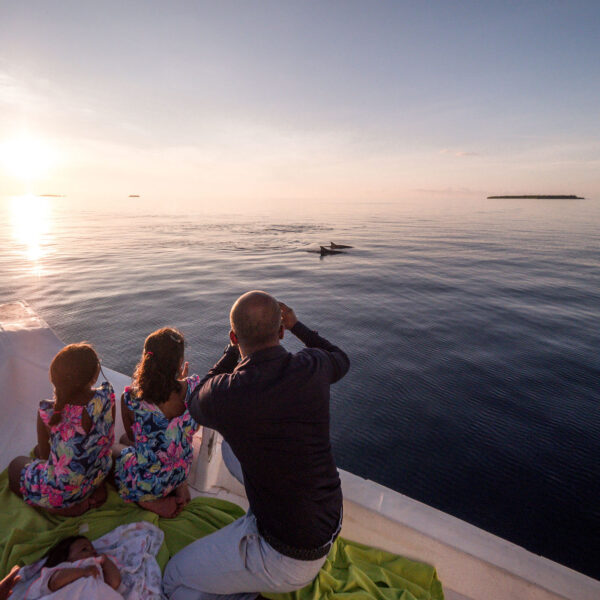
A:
[163, 291, 350, 600]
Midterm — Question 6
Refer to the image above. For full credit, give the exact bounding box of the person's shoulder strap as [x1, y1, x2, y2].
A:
[184, 375, 202, 421]
[186, 374, 202, 395]
[38, 399, 55, 426]
[123, 386, 141, 411]
[87, 381, 116, 420]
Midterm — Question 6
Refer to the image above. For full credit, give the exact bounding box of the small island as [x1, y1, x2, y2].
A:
[128, 194, 140, 198]
[487, 195, 584, 199]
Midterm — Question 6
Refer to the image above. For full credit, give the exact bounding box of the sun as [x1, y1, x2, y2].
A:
[0, 134, 58, 182]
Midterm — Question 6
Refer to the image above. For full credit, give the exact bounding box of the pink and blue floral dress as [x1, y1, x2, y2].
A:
[115, 375, 201, 502]
[20, 382, 116, 509]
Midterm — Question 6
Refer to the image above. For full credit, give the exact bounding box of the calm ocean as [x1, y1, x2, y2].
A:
[1, 195, 599, 578]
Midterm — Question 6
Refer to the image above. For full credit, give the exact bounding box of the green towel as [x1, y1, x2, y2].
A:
[266, 537, 444, 600]
[0, 469, 244, 576]
[1, 470, 443, 599]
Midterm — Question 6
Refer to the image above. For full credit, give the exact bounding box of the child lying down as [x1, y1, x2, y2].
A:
[11, 522, 165, 600]
[28, 535, 121, 597]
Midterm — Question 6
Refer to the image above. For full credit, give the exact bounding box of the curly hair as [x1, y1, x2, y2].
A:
[44, 535, 88, 567]
[49, 343, 100, 426]
[132, 327, 185, 405]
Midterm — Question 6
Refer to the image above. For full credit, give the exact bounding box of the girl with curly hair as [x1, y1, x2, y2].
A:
[114, 328, 201, 518]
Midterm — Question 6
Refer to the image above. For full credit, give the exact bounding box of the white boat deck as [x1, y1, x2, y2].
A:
[1, 301, 598, 600]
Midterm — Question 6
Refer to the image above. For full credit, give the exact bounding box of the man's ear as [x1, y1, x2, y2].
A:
[229, 330, 239, 345]
[278, 324, 284, 340]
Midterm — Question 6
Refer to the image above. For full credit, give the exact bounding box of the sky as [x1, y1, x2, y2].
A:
[0, 1, 599, 209]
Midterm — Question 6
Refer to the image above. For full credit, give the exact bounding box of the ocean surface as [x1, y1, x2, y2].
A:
[1, 195, 599, 579]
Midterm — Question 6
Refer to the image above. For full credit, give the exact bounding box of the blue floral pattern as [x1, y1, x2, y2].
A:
[20, 381, 116, 509]
[115, 375, 201, 502]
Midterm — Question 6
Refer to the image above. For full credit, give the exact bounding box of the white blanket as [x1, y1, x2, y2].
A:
[24, 558, 122, 600]
[13, 522, 165, 600]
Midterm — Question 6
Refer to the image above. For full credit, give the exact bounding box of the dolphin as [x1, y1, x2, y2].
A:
[320, 246, 344, 255]
[330, 242, 353, 249]
[305, 246, 344, 255]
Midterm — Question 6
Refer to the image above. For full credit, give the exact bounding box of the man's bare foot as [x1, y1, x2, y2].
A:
[138, 496, 181, 518]
[46, 497, 91, 517]
[88, 483, 108, 509]
[174, 482, 191, 506]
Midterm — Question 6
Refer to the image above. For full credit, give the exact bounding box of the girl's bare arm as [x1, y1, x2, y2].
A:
[48, 565, 99, 591]
[121, 394, 135, 442]
[36, 413, 50, 459]
[99, 555, 121, 590]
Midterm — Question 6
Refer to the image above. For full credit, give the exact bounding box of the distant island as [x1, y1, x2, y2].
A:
[128, 194, 140, 198]
[487, 195, 584, 199]
[39, 194, 66, 198]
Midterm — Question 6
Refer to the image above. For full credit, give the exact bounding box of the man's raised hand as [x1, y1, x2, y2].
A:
[278, 302, 298, 330]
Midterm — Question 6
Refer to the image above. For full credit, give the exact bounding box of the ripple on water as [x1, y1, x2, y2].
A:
[0, 200, 599, 578]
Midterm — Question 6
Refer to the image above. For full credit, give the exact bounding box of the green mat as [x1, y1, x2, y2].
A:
[265, 538, 444, 600]
[0, 470, 443, 599]
[0, 469, 245, 576]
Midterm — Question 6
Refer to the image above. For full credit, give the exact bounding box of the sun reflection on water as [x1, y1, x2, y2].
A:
[10, 195, 53, 276]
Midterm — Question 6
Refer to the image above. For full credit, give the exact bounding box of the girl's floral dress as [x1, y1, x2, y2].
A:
[115, 375, 201, 502]
[20, 381, 116, 509]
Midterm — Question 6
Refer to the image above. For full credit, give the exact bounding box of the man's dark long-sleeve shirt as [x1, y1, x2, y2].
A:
[189, 322, 350, 549]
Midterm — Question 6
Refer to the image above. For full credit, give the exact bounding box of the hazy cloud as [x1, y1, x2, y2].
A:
[0, 72, 32, 107]
[413, 186, 485, 196]
[440, 149, 480, 157]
